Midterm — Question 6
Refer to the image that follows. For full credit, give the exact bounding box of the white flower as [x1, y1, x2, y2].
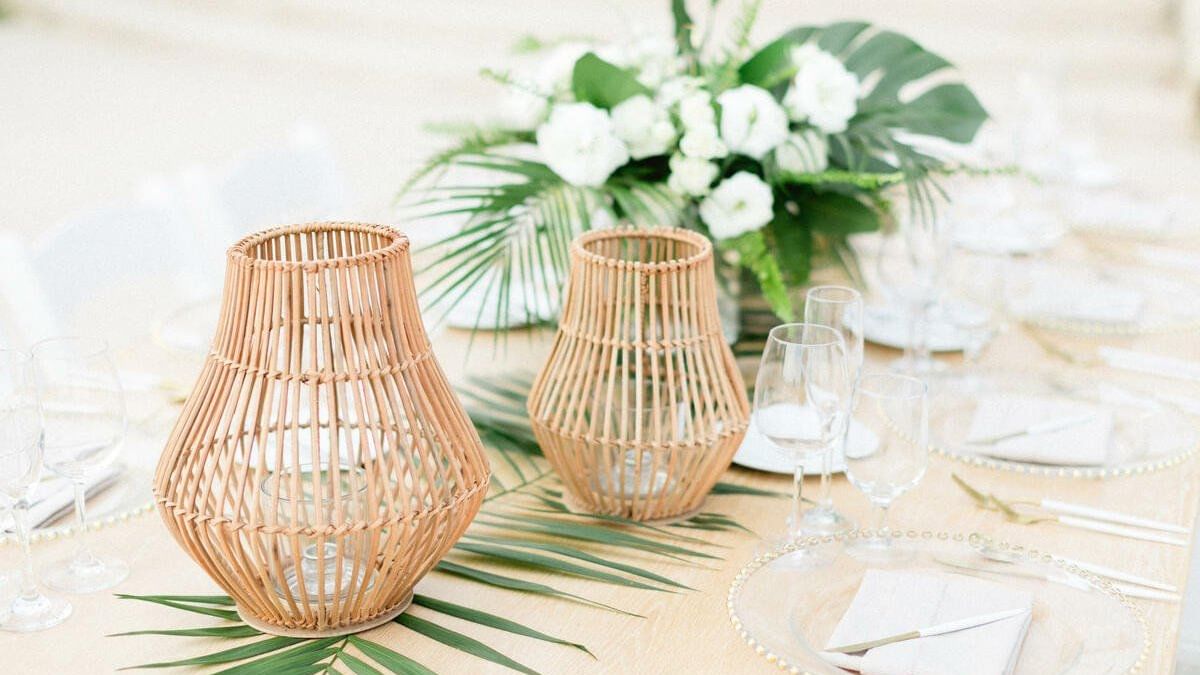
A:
[783, 45, 860, 133]
[535, 42, 592, 93]
[499, 87, 549, 130]
[657, 76, 704, 108]
[611, 95, 676, 160]
[627, 35, 680, 88]
[678, 91, 717, 130]
[699, 172, 775, 239]
[716, 85, 789, 160]
[774, 129, 830, 174]
[667, 154, 719, 197]
[536, 103, 630, 187]
[678, 123, 728, 159]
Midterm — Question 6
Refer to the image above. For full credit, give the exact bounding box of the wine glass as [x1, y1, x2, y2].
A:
[844, 371, 928, 560]
[0, 349, 72, 631]
[801, 285, 863, 535]
[877, 206, 954, 376]
[32, 337, 129, 593]
[948, 251, 1011, 375]
[753, 324, 852, 544]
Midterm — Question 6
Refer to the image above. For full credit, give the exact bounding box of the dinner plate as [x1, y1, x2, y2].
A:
[928, 369, 1199, 478]
[861, 302, 978, 352]
[954, 211, 1065, 255]
[732, 412, 878, 475]
[728, 531, 1148, 674]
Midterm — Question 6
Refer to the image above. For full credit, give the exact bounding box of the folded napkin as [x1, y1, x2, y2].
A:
[821, 570, 1033, 675]
[966, 395, 1113, 465]
[0, 466, 123, 531]
[1066, 191, 1172, 235]
[1009, 272, 1144, 324]
[1099, 347, 1200, 383]
[1136, 245, 1200, 274]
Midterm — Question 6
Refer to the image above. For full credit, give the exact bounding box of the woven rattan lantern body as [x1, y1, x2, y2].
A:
[154, 223, 489, 637]
[528, 228, 750, 522]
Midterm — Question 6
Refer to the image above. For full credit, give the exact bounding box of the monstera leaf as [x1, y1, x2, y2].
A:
[739, 21, 987, 145]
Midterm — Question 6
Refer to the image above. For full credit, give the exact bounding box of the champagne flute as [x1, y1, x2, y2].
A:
[844, 371, 928, 560]
[0, 349, 72, 631]
[753, 324, 852, 544]
[801, 285, 862, 535]
[32, 337, 129, 593]
[877, 209, 954, 375]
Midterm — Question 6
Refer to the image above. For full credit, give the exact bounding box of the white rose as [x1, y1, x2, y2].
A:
[774, 129, 830, 174]
[536, 103, 630, 187]
[611, 95, 677, 160]
[699, 171, 775, 239]
[499, 87, 549, 131]
[716, 85, 789, 160]
[783, 45, 860, 133]
[678, 123, 728, 160]
[667, 154, 719, 197]
[678, 91, 717, 130]
[627, 35, 680, 88]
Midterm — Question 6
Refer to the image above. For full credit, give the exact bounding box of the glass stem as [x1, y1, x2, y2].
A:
[12, 503, 39, 601]
[71, 480, 97, 570]
[817, 440, 835, 510]
[871, 503, 890, 540]
[913, 302, 932, 373]
[789, 459, 805, 541]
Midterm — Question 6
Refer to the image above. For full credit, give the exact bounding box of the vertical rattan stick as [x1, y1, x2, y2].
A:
[154, 222, 490, 637]
[528, 228, 749, 522]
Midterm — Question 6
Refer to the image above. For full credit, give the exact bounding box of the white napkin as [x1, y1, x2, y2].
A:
[0, 466, 124, 530]
[966, 395, 1113, 465]
[1099, 347, 1200, 383]
[821, 570, 1033, 675]
[1066, 191, 1172, 235]
[1009, 273, 1144, 324]
[1136, 245, 1200, 274]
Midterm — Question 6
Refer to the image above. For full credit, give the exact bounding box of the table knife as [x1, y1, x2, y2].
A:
[824, 607, 1028, 654]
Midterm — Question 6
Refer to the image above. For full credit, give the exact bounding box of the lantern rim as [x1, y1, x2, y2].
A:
[228, 221, 410, 271]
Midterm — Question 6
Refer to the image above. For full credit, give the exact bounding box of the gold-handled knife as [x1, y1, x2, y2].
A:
[824, 607, 1028, 654]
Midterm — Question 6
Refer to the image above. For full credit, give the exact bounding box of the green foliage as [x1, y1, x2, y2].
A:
[571, 53, 650, 109]
[726, 229, 792, 321]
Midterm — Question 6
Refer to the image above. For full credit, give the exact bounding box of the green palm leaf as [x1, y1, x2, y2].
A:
[397, 615, 540, 675]
[411, 594, 593, 657]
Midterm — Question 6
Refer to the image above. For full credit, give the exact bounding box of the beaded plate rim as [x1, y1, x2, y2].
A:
[726, 529, 1151, 675]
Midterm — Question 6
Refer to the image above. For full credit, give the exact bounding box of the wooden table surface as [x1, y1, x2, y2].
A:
[2, 1, 1199, 673]
[1, 320, 1198, 674]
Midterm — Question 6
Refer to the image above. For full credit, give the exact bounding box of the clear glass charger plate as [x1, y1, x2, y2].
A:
[0, 464, 155, 545]
[929, 369, 1199, 478]
[727, 531, 1149, 675]
[1006, 261, 1200, 336]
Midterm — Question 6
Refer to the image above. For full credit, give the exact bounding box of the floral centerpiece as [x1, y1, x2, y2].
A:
[402, 1, 987, 329]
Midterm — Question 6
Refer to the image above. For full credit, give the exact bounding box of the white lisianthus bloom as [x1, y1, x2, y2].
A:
[536, 103, 630, 187]
[678, 123, 728, 160]
[499, 87, 549, 130]
[716, 85, 789, 160]
[627, 35, 680, 88]
[678, 91, 717, 130]
[783, 44, 860, 133]
[774, 129, 830, 174]
[611, 95, 677, 160]
[699, 171, 775, 239]
[667, 154, 719, 197]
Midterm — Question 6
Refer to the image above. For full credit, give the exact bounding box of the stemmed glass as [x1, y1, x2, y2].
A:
[877, 209, 954, 376]
[32, 337, 129, 593]
[0, 349, 72, 631]
[949, 251, 1011, 375]
[801, 285, 862, 535]
[753, 324, 853, 544]
[844, 371, 928, 560]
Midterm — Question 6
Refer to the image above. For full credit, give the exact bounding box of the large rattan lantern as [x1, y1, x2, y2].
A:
[154, 223, 490, 637]
[528, 228, 750, 522]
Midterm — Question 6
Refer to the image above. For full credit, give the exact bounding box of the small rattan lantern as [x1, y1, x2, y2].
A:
[154, 222, 490, 637]
[528, 228, 750, 522]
